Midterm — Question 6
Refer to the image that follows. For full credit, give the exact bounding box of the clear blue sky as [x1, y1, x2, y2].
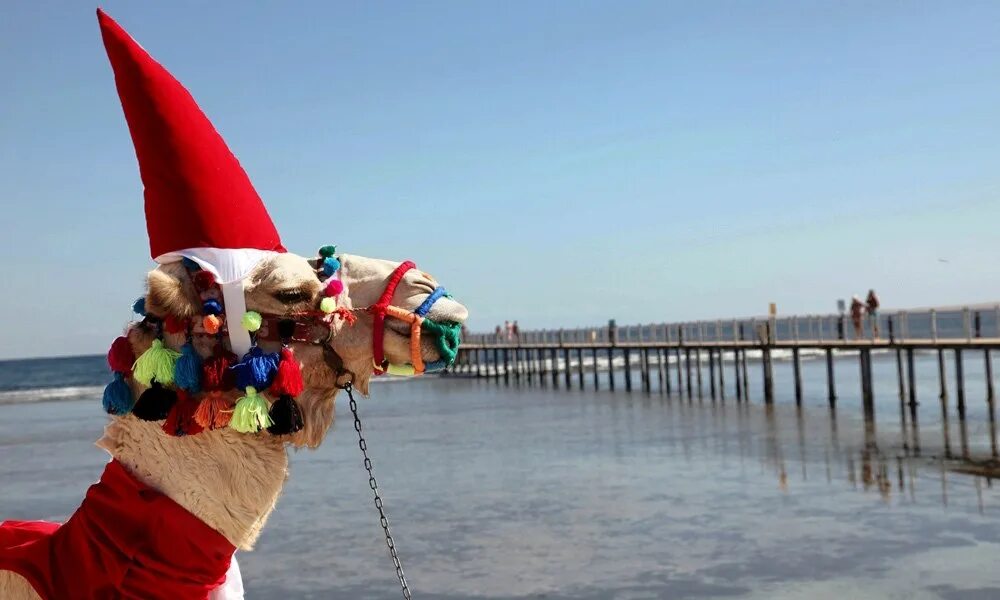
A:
[3, 1, 1000, 359]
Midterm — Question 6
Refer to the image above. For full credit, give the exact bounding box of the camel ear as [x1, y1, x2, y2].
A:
[145, 262, 200, 318]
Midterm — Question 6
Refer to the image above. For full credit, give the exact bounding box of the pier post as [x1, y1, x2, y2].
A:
[685, 349, 693, 399]
[762, 348, 774, 403]
[734, 348, 743, 401]
[907, 348, 917, 407]
[695, 348, 703, 397]
[792, 347, 802, 405]
[741, 348, 750, 400]
[577, 347, 585, 389]
[826, 349, 836, 405]
[642, 348, 651, 393]
[709, 349, 717, 399]
[493, 348, 500, 380]
[592, 347, 599, 390]
[955, 349, 966, 416]
[503, 348, 510, 385]
[564, 348, 571, 388]
[938, 348, 948, 401]
[551, 347, 559, 387]
[658, 347, 666, 393]
[535, 345, 543, 382]
[860, 349, 874, 417]
[675, 347, 683, 394]
[513, 348, 521, 384]
[608, 319, 616, 391]
[624, 347, 633, 392]
[895, 349, 905, 404]
[718, 348, 726, 400]
[986, 349, 995, 404]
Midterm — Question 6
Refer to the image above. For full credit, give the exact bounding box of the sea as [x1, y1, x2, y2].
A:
[2, 352, 1000, 599]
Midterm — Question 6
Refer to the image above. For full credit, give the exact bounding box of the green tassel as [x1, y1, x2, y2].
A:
[132, 339, 182, 387]
[230, 386, 273, 433]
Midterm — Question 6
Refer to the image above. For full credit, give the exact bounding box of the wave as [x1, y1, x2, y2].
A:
[0, 385, 104, 406]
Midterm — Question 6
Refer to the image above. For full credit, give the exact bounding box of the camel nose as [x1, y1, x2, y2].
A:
[426, 295, 468, 324]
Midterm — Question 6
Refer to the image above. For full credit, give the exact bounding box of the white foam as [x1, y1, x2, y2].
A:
[0, 385, 104, 405]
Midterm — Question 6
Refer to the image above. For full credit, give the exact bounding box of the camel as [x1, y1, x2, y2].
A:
[0, 251, 469, 599]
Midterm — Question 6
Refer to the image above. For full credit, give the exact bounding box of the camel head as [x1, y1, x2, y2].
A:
[115, 248, 468, 449]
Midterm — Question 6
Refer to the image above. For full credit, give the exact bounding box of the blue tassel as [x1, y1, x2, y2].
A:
[132, 297, 146, 316]
[102, 372, 134, 415]
[231, 346, 280, 390]
[322, 257, 341, 276]
[174, 342, 202, 393]
[202, 299, 223, 316]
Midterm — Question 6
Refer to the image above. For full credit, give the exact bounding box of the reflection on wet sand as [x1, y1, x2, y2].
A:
[654, 384, 1000, 513]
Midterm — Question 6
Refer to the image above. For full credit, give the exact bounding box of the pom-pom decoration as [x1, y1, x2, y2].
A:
[321, 257, 341, 276]
[230, 386, 273, 433]
[174, 342, 202, 393]
[107, 336, 135, 375]
[164, 315, 189, 335]
[132, 297, 146, 316]
[102, 372, 134, 415]
[270, 348, 304, 397]
[132, 382, 177, 421]
[319, 297, 337, 314]
[193, 270, 217, 290]
[267, 395, 304, 435]
[132, 339, 181, 387]
[202, 299, 223, 316]
[202, 349, 237, 391]
[162, 390, 204, 436]
[231, 346, 280, 390]
[318, 245, 337, 258]
[323, 279, 344, 297]
[241, 311, 262, 332]
[203, 314, 222, 334]
[193, 391, 234, 430]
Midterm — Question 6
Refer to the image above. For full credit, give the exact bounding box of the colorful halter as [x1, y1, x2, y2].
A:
[369, 261, 459, 376]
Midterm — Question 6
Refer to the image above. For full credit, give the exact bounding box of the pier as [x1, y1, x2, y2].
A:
[451, 305, 1000, 419]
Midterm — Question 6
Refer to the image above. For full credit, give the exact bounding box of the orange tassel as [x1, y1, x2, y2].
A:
[193, 391, 234, 430]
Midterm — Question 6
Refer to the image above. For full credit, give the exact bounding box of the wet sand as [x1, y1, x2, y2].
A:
[2, 353, 1000, 599]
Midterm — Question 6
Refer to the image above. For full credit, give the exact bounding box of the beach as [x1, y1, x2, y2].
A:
[2, 354, 1000, 598]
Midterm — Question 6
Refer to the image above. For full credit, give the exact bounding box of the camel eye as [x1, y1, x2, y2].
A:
[275, 288, 310, 304]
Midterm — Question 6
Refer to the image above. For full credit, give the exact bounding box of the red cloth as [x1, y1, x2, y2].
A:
[0, 460, 235, 599]
[96, 9, 285, 260]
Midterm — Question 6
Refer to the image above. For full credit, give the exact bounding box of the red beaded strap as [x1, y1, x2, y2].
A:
[370, 261, 416, 374]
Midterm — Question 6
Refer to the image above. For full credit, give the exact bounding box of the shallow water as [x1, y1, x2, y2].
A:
[2, 352, 1000, 599]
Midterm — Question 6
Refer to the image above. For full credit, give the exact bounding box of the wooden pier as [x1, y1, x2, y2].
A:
[450, 307, 1000, 417]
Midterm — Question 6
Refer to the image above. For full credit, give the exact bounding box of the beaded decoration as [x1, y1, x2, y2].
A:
[101, 244, 461, 437]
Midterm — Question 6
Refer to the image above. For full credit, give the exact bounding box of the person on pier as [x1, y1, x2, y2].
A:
[850, 295, 865, 339]
[866, 289, 881, 339]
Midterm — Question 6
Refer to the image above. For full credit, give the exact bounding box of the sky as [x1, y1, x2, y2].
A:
[2, 1, 1000, 359]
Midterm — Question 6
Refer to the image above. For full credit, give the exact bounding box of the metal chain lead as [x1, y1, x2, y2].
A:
[345, 383, 413, 600]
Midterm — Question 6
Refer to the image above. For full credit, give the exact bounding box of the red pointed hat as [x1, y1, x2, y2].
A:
[97, 9, 285, 284]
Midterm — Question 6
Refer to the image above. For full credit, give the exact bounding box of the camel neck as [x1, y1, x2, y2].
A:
[97, 416, 289, 550]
